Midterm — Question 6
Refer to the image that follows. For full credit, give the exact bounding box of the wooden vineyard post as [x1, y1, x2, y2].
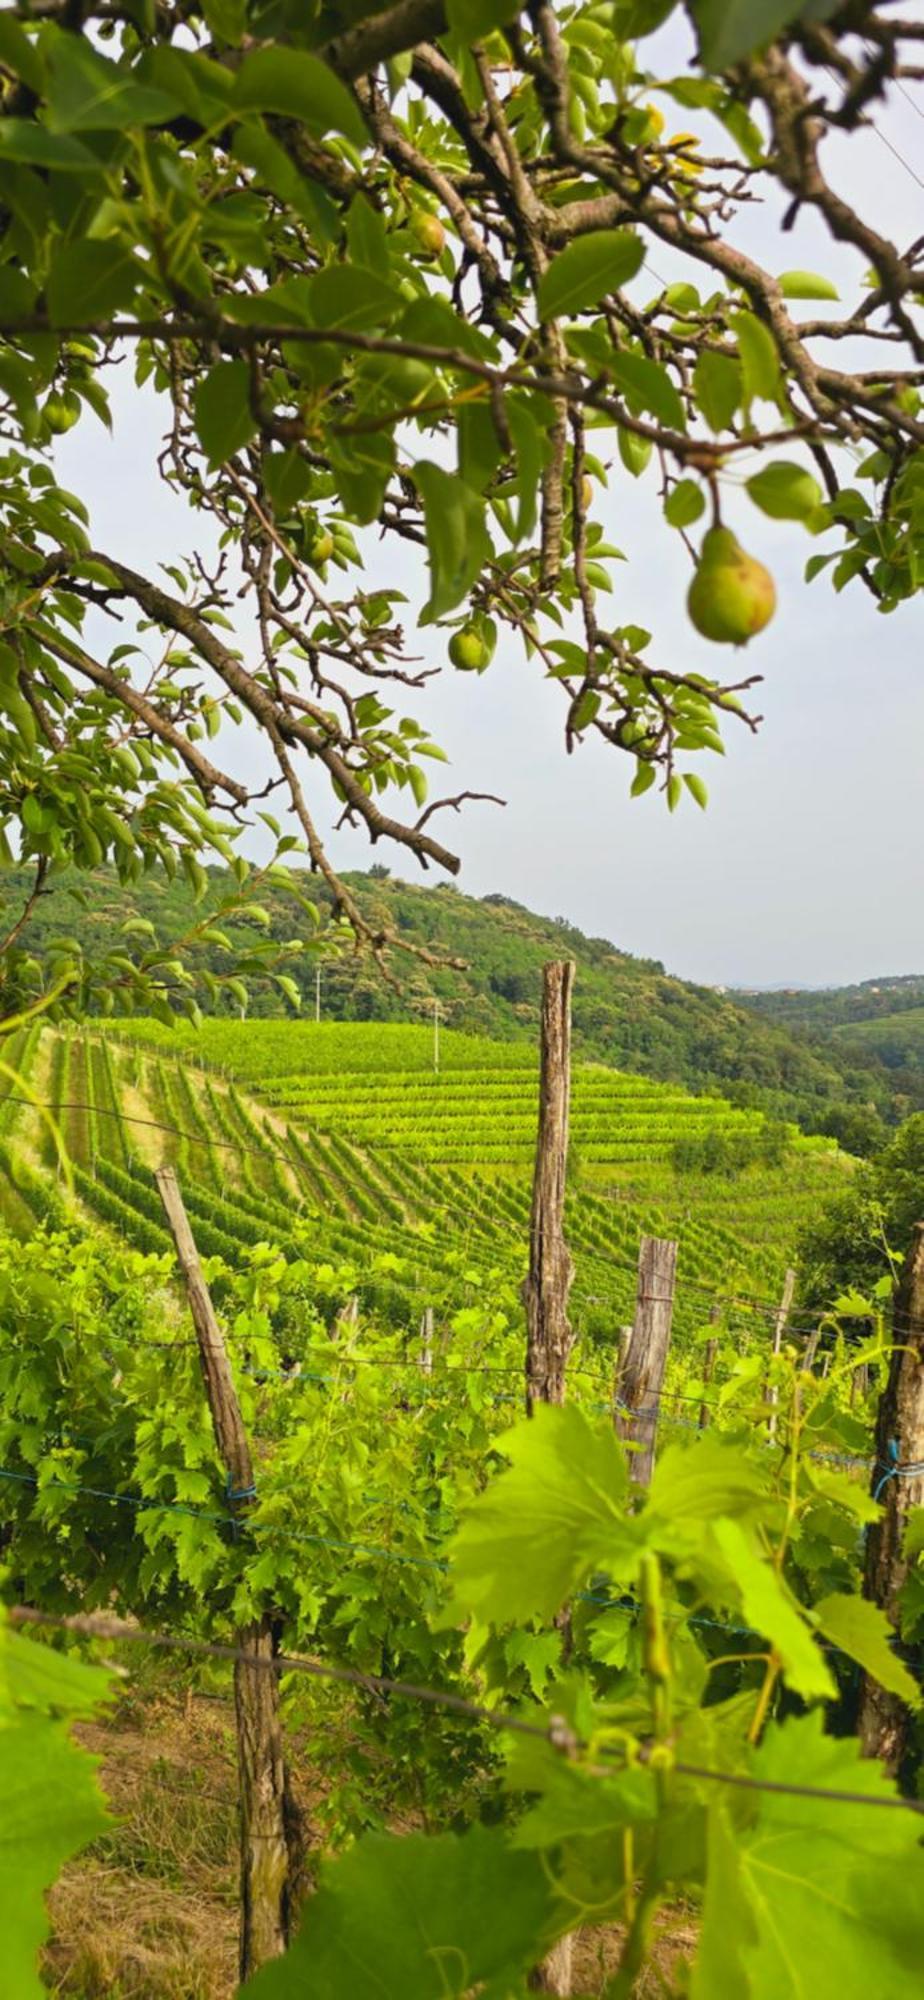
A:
[858, 1224, 924, 1771]
[766, 1267, 796, 1441]
[698, 1311, 720, 1431]
[419, 1305, 434, 1376]
[615, 1236, 678, 1487]
[524, 962, 575, 1998]
[155, 1166, 299, 1982]
[524, 960, 576, 1415]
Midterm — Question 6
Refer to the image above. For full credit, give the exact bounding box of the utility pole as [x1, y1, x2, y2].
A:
[433, 996, 440, 1075]
[315, 965, 321, 1024]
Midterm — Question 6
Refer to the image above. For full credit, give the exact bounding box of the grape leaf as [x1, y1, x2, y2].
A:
[0, 1624, 112, 1999]
[813, 1592, 920, 1705]
[240, 1824, 561, 1998]
[710, 1518, 835, 1699]
[446, 1404, 637, 1626]
[694, 1712, 924, 1998]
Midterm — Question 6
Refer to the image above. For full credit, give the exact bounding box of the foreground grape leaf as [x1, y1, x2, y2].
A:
[0, 1624, 112, 1999]
[446, 1405, 637, 1626]
[240, 1825, 561, 1997]
[693, 1711, 924, 1999]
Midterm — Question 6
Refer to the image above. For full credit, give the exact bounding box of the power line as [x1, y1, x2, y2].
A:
[11, 1606, 924, 1817]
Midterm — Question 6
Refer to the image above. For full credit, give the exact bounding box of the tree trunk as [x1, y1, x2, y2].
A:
[859, 1223, 924, 1770]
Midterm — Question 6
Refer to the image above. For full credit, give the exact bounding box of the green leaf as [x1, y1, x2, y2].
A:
[729, 310, 781, 407]
[695, 1712, 924, 2000]
[693, 350, 742, 433]
[610, 349, 686, 431]
[446, 0, 520, 38]
[0, 15, 44, 95]
[447, 1404, 636, 1627]
[664, 479, 706, 528]
[414, 463, 492, 624]
[813, 1593, 920, 1706]
[746, 459, 822, 522]
[46, 239, 140, 326]
[537, 231, 644, 321]
[307, 264, 399, 333]
[232, 47, 367, 146]
[684, 772, 709, 809]
[240, 1824, 560, 1998]
[710, 1518, 835, 1699]
[647, 1431, 766, 1530]
[193, 359, 256, 468]
[690, 1, 841, 71]
[0, 1623, 112, 2000]
[0, 120, 103, 173]
[618, 426, 653, 477]
[778, 269, 840, 302]
[46, 35, 180, 132]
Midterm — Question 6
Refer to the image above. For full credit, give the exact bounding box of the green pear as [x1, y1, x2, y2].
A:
[687, 526, 776, 645]
[448, 627, 489, 672]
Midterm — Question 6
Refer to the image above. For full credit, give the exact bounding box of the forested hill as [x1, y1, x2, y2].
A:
[5, 862, 912, 1150]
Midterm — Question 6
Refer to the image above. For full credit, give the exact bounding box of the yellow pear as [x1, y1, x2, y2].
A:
[687, 527, 776, 645]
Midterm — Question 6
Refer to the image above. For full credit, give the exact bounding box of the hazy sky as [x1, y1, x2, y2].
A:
[59, 23, 924, 991]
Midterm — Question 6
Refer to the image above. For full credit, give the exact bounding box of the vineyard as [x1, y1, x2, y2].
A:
[0, 1019, 848, 1341]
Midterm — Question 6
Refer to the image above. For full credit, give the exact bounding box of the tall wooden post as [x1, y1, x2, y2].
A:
[419, 1305, 434, 1376]
[698, 1311, 720, 1431]
[524, 960, 575, 1414]
[615, 1236, 677, 1486]
[155, 1166, 299, 1981]
[766, 1267, 796, 1441]
[858, 1224, 924, 1770]
[524, 963, 575, 1997]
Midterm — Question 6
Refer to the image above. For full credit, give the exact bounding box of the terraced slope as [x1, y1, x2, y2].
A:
[0, 1022, 836, 1348]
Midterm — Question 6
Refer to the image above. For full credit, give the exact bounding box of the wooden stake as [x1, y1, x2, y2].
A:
[155, 1166, 298, 1981]
[419, 1305, 434, 1376]
[615, 1236, 677, 1487]
[699, 1315, 719, 1431]
[858, 1224, 924, 1770]
[524, 960, 575, 1414]
[524, 964, 575, 1995]
[766, 1267, 796, 1441]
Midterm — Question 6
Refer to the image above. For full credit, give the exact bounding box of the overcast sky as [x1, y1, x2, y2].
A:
[60, 22, 924, 991]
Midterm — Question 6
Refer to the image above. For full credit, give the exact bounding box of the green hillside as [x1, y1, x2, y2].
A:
[0, 863, 900, 1147]
[0, 1019, 849, 1348]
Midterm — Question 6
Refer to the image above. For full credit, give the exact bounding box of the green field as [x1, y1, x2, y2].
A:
[0, 1020, 850, 1352]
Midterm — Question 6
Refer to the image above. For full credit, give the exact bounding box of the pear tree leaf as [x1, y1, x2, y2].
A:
[746, 460, 822, 522]
[232, 47, 366, 145]
[690, 1, 841, 71]
[193, 359, 257, 467]
[537, 231, 645, 321]
[414, 463, 492, 624]
[693, 350, 742, 433]
[778, 269, 840, 301]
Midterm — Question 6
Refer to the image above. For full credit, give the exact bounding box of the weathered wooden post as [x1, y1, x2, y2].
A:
[155, 1166, 301, 1981]
[766, 1267, 796, 1441]
[524, 960, 576, 1414]
[614, 1236, 678, 1486]
[525, 962, 575, 1997]
[419, 1305, 434, 1376]
[859, 1224, 924, 1770]
[698, 1311, 720, 1431]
